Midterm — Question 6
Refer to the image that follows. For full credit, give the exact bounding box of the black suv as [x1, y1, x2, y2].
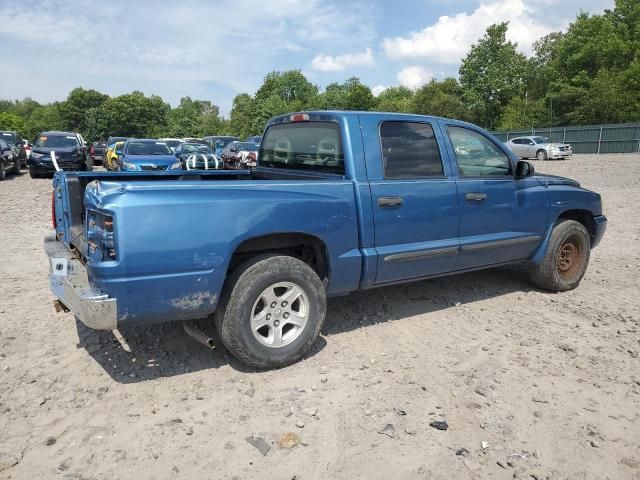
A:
[0, 131, 26, 168]
[28, 131, 91, 178]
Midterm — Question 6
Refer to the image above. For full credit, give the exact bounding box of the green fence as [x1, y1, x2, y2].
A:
[492, 123, 640, 154]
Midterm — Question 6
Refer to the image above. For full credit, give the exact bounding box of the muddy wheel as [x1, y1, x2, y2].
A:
[215, 254, 326, 369]
[529, 219, 590, 292]
[536, 149, 548, 161]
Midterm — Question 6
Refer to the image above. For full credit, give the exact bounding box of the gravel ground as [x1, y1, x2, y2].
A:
[0, 154, 639, 480]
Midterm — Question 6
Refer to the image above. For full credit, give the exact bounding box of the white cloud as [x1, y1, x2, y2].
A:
[397, 66, 433, 90]
[311, 48, 375, 72]
[371, 85, 387, 96]
[382, 0, 556, 64]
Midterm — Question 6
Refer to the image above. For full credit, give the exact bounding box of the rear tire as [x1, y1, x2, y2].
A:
[215, 254, 327, 369]
[536, 149, 548, 161]
[11, 158, 20, 174]
[529, 219, 590, 292]
[29, 168, 40, 179]
[0, 160, 6, 181]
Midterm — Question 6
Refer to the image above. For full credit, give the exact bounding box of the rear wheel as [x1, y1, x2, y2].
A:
[11, 157, 20, 174]
[529, 219, 590, 292]
[29, 168, 40, 179]
[0, 160, 6, 181]
[536, 149, 548, 161]
[216, 254, 327, 369]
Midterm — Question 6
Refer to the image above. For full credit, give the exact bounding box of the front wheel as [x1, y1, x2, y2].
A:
[536, 149, 548, 161]
[216, 254, 327, 369]
[529, 219, 590, 292]
[0, 160, 6, 181]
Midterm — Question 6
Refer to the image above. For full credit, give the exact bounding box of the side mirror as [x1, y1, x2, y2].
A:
[515, 160, 535, 179]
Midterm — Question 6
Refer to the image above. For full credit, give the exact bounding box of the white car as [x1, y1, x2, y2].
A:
[505, 136, 572, 161]
[158, 138, 184, 152]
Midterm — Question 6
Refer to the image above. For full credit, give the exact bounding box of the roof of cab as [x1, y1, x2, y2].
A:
[267, 110, 476, 129]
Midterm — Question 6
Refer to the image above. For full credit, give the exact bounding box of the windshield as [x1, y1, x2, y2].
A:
[532, 137, 548, 144]
[35, 135, 78, 148]
[260, 122, 344, 174]
[1, 132, 16, 143]
[126, 141, 172, 155]
[182, 144, 213, 154]
[107, 137, 127, 148]
[235, 142, 258, 151]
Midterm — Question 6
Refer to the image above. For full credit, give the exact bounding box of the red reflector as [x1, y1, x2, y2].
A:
[290, 113, 309, 122]
[51, 191, 56, 229]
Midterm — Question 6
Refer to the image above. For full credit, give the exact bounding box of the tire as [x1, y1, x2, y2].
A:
[0, 160, 6, 181]
[29, 168, 40, 179]
[529, 219, 590, 292]
[11, 158, 20, 174]
[536, 149, 548, 161]
[215, 254, 327, 369]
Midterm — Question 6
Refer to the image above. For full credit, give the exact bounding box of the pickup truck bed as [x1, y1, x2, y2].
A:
[46, 111, 606, 368]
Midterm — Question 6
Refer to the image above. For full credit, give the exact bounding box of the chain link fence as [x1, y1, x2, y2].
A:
[492, 123, 640, 154]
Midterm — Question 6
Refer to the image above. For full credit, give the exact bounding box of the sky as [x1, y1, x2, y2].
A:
[0, 0, 615, 116]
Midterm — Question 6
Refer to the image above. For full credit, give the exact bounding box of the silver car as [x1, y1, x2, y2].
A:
[505, 136, 572, 160]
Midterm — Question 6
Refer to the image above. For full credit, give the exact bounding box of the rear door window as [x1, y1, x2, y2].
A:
[380, 121, 443, 179]
[260, 122, 344, 174]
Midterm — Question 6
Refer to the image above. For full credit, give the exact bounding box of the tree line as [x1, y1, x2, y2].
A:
[0, 0, 637, 142]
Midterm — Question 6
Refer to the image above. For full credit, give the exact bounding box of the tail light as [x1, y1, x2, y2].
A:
[290, 113, 309, 122]
[249, 152, 257, 161]
[90, 146, 95, 156]
[87, 211, 116, 262]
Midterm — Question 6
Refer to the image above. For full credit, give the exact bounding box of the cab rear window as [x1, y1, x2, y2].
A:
[260, 122, 344, 174]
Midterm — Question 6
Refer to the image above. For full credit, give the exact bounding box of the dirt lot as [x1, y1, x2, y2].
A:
[0, 154, 639, 480]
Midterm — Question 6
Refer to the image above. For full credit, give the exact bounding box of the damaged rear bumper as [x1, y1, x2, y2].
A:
[44, 233, 117, 330]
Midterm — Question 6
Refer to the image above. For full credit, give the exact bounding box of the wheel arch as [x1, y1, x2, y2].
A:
[557, 209, 595, 241]
[227, 232, 330, 285]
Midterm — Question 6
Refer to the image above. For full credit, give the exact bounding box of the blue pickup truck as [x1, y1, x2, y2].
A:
[45, 111, 606, 368]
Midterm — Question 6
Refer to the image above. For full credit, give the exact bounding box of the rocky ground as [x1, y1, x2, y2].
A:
[0, 154, 639, 480]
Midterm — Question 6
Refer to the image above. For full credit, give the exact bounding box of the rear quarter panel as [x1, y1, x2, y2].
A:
[85, 179, 361, 326]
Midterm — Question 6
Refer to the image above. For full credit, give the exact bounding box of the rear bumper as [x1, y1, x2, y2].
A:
[591, 215, 607, 248]
[44, 233, 117, 330]
[29, 158, 83, 173]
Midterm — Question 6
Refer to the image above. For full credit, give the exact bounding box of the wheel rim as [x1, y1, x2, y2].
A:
[537, 151, 545, 160]
[556, 236, 584, 280]
[250, 281, 309, 348]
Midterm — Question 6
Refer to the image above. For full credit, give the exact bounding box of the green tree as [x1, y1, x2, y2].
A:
[255, 70, 318, 108]
[411, 78, 469, 120]
[459, 22, 528, 129]
[317, 77, 375, 111]
[375, 86, 414, 112]
[0, 112, 27, 133]
[58, 87, 109, 133]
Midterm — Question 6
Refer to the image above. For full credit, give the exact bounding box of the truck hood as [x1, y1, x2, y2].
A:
[534, 173, 580, 187]
[32, 146, 80, 156]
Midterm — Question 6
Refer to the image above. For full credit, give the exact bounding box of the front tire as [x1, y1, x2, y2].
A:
[529, 219, 590, 292]
[536, 149, 548, 161]
[216, 254, 327, 369]
[0, 160, 6, 181]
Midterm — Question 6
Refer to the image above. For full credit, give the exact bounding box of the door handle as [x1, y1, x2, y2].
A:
[465, 192, 487, 202]
[378, 196, 404, 208]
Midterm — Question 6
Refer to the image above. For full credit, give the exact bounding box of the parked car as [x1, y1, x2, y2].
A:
[45, 111, 606, 369]
[174, 142, 222, 170]
[105, 141, 125, 171]
[104, 136, 128, 168]
[505, 136, 572, 161]
[203, 136, 239, 155]
[116, 139, 182, 171]
[158, 138, 184, 152]
[0, 138, 21, 180]
[221, 141, 259, 169]
[245, 135, 262, 145]
[90, 141, 106, 166]
[0, 131, 26, 168]
[28, 131, 91, 178]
